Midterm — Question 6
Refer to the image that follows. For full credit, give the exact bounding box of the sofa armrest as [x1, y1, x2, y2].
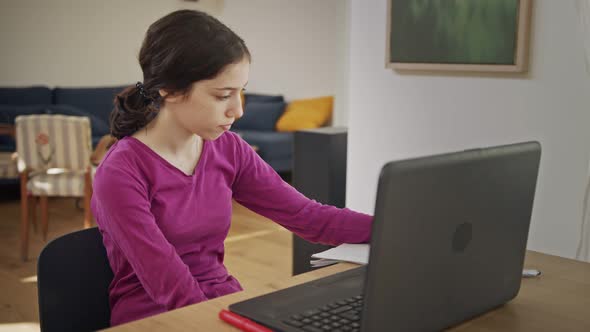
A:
[0, 124, 15, 138]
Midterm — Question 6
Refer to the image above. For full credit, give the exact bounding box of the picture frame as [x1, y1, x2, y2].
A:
[386, 0, 533, 73]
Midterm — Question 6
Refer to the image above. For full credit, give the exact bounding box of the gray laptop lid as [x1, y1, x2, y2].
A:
[362, 141, 541, 331]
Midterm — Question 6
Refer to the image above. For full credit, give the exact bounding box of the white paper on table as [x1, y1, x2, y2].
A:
[310, 259, 339, 268]
[310, 243, 370, 266]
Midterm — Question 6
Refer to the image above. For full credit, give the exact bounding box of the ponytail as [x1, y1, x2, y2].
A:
[110, 83, 160, 139]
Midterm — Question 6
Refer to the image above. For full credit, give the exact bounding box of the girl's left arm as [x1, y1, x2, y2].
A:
[230, 134, 372, 245]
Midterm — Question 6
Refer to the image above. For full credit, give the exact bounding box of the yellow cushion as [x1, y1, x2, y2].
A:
[275, 96, 333, 132]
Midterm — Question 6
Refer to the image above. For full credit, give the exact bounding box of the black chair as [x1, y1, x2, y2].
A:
[37, 227, 114, 332]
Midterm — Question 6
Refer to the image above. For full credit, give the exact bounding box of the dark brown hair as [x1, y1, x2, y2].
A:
[110, 10, 250, 139]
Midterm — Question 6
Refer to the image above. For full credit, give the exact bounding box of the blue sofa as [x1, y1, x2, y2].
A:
[0, 85, 126, 152]
[232, 93, 294, 173]
[0, 87, 296, 176]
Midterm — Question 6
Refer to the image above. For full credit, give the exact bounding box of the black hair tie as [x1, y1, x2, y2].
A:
[136, 81, 151, 101]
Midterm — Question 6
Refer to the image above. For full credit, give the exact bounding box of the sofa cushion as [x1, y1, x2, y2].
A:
[46, 105, 110, 138]
[244, 93, 285, 104]
[235, 130, 293, 160]
[265, 158, 292, 173]
[0, 136, 15, 152]
[0, 104, 109, 137]
[276, 96, 333, 132]
[0, 104, 110, 150]
[0, 86, 53, 105]
[53, 85, 128, 125]
[234, 101, 286, 131]
[0, 104, 52, 124]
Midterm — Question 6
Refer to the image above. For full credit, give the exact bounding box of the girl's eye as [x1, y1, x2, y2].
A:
[217, 95, 231, 101]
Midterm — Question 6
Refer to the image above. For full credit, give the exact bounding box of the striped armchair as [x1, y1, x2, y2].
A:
[15, 115, 93, 261]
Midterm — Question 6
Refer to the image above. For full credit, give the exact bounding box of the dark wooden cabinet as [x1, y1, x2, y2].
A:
[292, 127, 347, 275]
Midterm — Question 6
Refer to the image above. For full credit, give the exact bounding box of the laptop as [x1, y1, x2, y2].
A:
[230, 141, 541, 332]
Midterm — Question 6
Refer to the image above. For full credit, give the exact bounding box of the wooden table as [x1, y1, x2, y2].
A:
[105, 251, 590, 331]
[0, 123, 15, 137]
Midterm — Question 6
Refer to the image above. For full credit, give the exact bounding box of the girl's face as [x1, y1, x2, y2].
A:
[162, 56, 250, 140]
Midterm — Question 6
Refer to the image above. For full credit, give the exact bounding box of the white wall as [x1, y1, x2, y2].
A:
[217, 0, 350, 125]
[332, 0, 351, 127]
[346, 0, 590, 260]
[0, 0, 349, 124]
[0, 0, 198, 87]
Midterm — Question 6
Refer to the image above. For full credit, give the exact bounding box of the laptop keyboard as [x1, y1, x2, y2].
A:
[281, 294, 363, 332]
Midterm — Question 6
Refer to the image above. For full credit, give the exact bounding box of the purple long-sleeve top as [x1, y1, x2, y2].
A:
[91, 131, 372, 326]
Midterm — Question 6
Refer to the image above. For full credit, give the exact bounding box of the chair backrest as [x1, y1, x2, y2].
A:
[38, 227, 113, 332]
[15, 114, 92, 172]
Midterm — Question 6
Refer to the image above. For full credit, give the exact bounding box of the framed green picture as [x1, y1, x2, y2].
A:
[386, 0, 533, 73]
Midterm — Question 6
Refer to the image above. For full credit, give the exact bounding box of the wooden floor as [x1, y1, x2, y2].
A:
[0, 196, 291, 332]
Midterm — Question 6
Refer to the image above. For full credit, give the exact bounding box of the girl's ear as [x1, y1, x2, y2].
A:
[159, 89, 182, 104]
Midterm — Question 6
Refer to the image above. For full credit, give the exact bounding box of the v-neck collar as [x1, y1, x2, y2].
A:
[126, 136, 207, 178]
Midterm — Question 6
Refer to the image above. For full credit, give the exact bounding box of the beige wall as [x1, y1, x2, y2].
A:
[0, 0, 349, 124]
[0, 0, 196, 87]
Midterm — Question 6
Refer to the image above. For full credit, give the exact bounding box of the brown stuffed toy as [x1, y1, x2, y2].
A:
[90, 134, 118, 166]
